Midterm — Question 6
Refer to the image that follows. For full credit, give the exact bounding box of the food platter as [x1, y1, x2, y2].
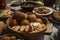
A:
[0, 9, 14, 18]
[33, 6, 53, 16]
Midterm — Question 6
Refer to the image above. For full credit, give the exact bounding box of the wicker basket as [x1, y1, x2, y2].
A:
[6, 16, 49, 40]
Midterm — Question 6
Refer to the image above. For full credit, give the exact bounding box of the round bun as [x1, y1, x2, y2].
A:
[20, 20, 29, 25]
[9, 19, 17, 27]
[27, 14, 37, 22]
[14, 11, 27, 20]
[36, 18, 43, 23]
[53, 11, 60, 21]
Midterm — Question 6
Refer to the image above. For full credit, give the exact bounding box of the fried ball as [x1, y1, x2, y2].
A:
[13, 11, 20, 19]
[0, 21, 4, 27]
[20, 20, 29, 25]
[27, 14, 37, 22]
[2, 36, 10, 40]
[0, 21, 4, 33]
[36, 18, 43, 23]
[9, 19, 17, 27]
[14, 11, 27, 20]
[11, 36, 16, 40]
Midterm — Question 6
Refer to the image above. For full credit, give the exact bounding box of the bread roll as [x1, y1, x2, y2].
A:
[27, 14, 37, 22]
[12, 26, 20, 31]
[14, 11, 27, 20]
[20, 20, 29, 25]
[25, 25, 30, 32]
[20, 26, 26, 32]
[11, 36, 16, 40]
[36, 18, 43, 23]
[2, 36, 10, 40]
[0, 21, 4, 33]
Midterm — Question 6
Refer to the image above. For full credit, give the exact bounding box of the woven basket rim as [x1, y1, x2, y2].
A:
[6, 16, 49, 34]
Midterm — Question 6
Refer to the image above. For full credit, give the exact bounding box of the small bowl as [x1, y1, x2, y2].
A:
[21, 2, 36, 12]
[33, 6, 53, 16]
[0, 9, 14, 22]
[7, 1, 21, 10]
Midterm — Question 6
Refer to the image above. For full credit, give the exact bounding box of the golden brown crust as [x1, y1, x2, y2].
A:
[20, 20, 30, 25]
[36, 18, 43, 23]
[14, 11, 27, 20]
[53, 11, 60, 21]
[27, 14, 37, 22]
[0, 21, 4, 33]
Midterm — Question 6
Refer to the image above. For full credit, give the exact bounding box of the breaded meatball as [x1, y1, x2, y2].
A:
[20, 20, 29, 25]
[36, 18, 43, 23]
[9, 19, 17, 27]
[2, 36, 10, 40]
[14, 11, 27, 20]
[0, 21, 4, 33]
[27, 14, 37, 22]
[11, 36, 16, 40]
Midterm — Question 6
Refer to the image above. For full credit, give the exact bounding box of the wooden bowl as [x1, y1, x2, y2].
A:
[6, 16, 49, 40]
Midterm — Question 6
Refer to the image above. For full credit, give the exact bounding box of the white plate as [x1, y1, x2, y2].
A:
[33, 6, 53, 16]
[7, 1, 21, 10]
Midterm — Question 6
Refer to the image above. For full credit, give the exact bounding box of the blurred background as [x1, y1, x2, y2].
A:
[5, 0, 60, 11]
